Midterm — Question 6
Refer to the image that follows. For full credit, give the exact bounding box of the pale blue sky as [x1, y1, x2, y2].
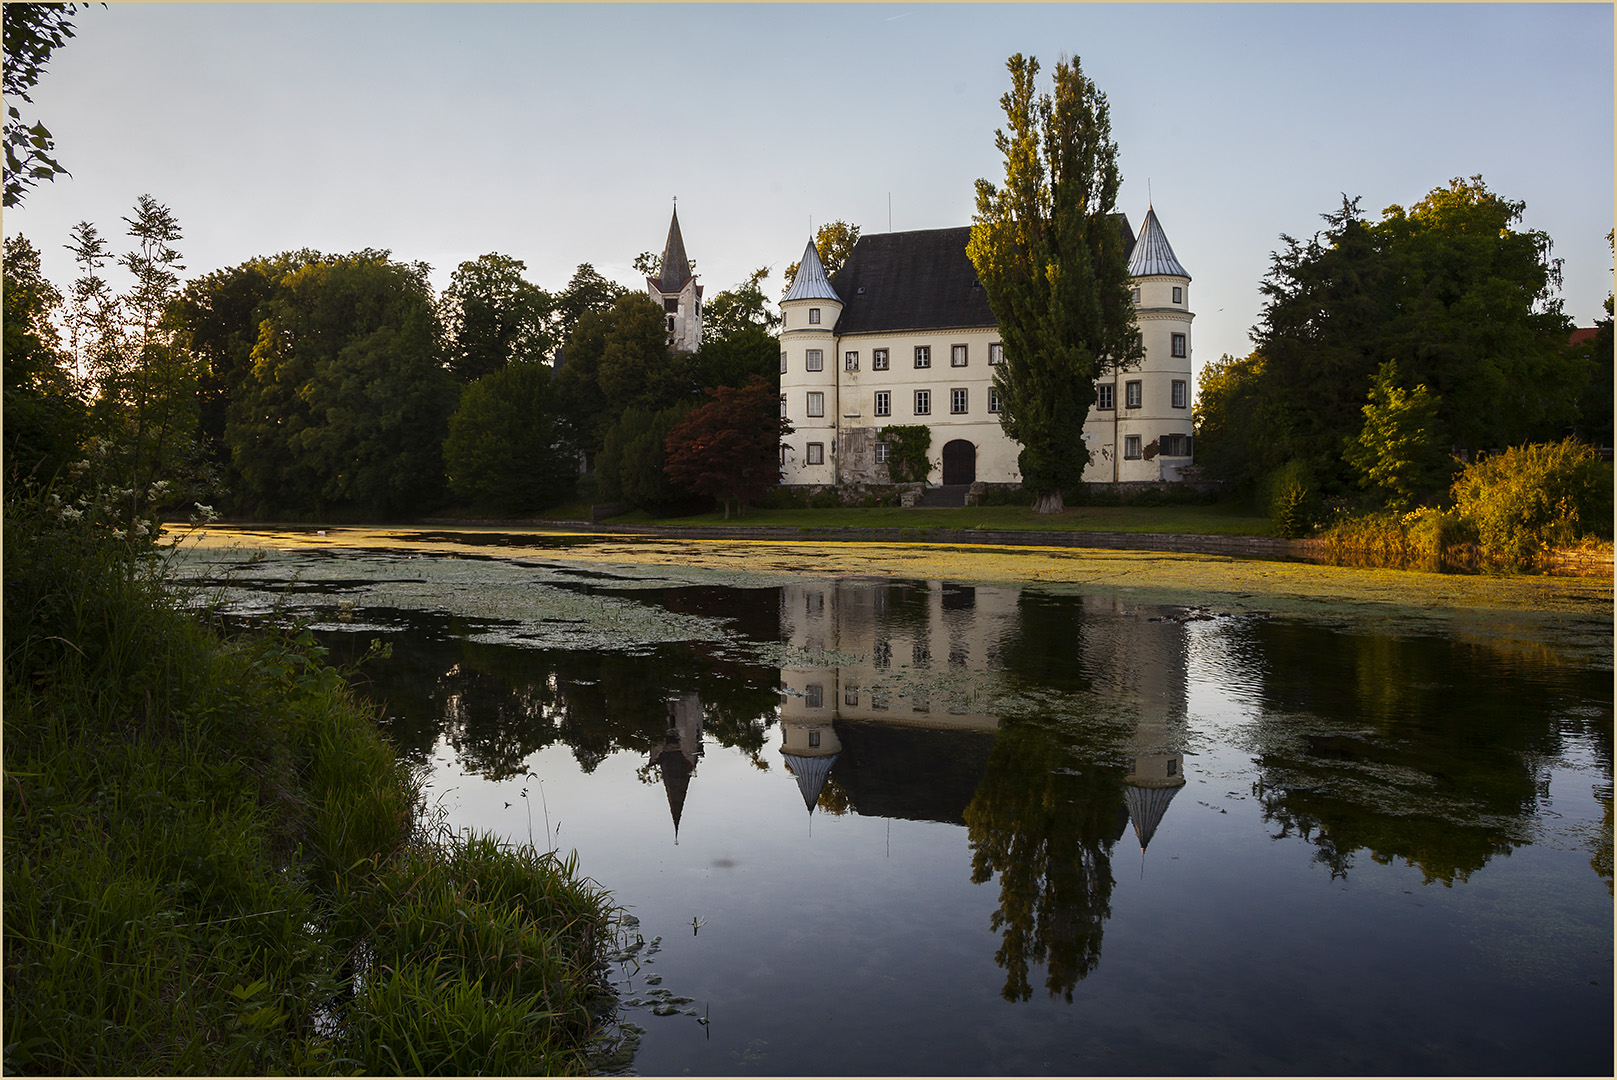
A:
[6, 3, 1612, 375]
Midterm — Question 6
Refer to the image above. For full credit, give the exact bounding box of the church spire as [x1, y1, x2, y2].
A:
[657, 203, 692, 291]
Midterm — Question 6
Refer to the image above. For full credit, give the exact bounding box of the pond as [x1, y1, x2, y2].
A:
[174, 528, 1613, 1076]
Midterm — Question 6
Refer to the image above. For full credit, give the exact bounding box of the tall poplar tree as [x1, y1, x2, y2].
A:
[968, 54, 1142, 514]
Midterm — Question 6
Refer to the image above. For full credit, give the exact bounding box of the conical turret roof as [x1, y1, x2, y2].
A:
[1124, 781, 1182, 851]
[1127, 206, 1190, 280]
[783, 238, 841, 303]
[657, 206, 693, 292]
[782, 752, 838, 814]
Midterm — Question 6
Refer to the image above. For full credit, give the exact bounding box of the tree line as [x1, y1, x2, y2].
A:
[6, 199, 796, 524]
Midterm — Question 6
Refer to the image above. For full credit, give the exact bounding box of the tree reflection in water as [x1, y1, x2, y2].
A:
[964, 720, 1128, 1002]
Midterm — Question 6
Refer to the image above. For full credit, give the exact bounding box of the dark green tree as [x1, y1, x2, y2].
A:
[1248, 178, 1580, 491]
[1192, 351, 1269, 492]
[553, 293, 688, 458]
[3, 2, 85, 207]
[443, 361, 572, 515]
[439, 253, 553, 382]
[551, 263, 626, 349]
[1344, 360, 1449, 511]
[595, 403, 694, 511]
[967, 53, 1143, 513]
[3, 234, 84, 486]
[227, 252, 455, 517]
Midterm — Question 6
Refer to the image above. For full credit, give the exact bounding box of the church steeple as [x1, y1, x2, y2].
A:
[646, 201, 703, 353]
[658, 205, 693, 292]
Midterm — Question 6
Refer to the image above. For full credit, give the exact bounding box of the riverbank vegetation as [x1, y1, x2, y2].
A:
[3, 497, 618, 1074]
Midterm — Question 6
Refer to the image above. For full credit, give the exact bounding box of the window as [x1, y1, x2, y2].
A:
[1161, 433, 1191, 457]
[844, 686, 859, 706]
[809, 307, 821, 325]
[1172, 286, 1183, 304]
[1096, 383, 1115, 410]
[1125, 380, 1142, 408]
[1124, 435, 1142, 459]
[914, 389, 931, 415]
[805, 684, 823, 707]
[988, 387, 1001, 413]
[806, 442, 825, 464]
[1172, 380, 1187, 409]
[806, 349, 824, 371]
[809, 729, 821, 747]
[875, 442, 890, 464]
[988, 342, 1003, 365]
[845, 351, 859, 371]
[951, 344, 968, 367]
[874, 390, 891, 417]
[873, 348, 889, 371]
[779, 395, 787, 418]
[951, 388, 968, 414]
[664, 297, 679, 313]
[666, 315, 675, 333]
[874, 640, 891, 668]
[914, 346, 930, 368]
[1171, 333, 1187, 358]
[807, 392, 824, 418]
[1132, 287, 1141, 303]
[780, 351, 788, 374]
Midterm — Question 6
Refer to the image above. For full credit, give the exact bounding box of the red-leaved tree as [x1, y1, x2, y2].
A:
[664, 376, 792, 519]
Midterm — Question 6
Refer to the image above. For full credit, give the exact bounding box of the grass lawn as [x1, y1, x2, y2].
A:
[595, 501, 1276, 536]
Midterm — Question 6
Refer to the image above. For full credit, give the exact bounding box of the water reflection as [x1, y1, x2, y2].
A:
[304, 571, 1610, 1026]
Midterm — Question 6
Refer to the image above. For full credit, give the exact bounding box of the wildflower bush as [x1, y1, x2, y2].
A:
[1450, 440, 1612, 566]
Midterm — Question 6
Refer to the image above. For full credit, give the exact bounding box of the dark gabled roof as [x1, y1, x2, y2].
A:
[831, 217, 1138, 336]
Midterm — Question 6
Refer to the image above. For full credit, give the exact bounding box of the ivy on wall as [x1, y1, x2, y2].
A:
[881, 425, 933, 484]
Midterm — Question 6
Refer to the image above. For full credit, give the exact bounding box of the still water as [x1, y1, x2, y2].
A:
[178, 533, 1612, 1075]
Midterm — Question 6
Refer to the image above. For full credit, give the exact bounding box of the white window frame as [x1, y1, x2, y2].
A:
[1131, 287, 1141, 304]
[780, 351, 788, 374]
[1124, 434, 1142, 459]
[809, 307, 821, 325]
[1125, 380, 1142, 409]
[873, 348, 889, 371]
[951, 344, 968, 367]
[950, 388, 968, 414]
[805, 683, 823, 707]
[914, 389, 931, 415]
[1161, 433, 1190, 457]
[779, 394, 787, 418]
[845, 351, 859, 371]
[988, 387, 1001, 414]
[1172, 286, 1183, 304]
[988, 342, 1003, 365]
[806, 442, 825, 465]
[875, 442, 890, 464]
[807, 392, 825, 418]
[805, 349, 823, 372]
[1171, 333, 1187, 358]
[874, 390, 891, 417]
[1172, 380, 1187, 409]
[1096, 383, 1115, 410]
[914, 346, 930, 369]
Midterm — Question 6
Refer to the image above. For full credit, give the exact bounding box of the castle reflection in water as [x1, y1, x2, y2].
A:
[652, 579, 1191, 853]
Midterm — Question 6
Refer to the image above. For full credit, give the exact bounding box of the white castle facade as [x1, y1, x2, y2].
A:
[777, 209, 1195, 489]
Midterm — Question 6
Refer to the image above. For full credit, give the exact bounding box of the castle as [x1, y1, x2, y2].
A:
[777, 209, 1195, 490]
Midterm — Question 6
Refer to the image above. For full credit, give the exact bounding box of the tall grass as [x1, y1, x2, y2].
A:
[3, 493, 619, 1075]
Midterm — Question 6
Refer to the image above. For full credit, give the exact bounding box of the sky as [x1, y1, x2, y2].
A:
[6, 3, 1612, 378]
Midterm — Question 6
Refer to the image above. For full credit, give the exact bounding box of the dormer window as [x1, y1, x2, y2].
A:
[809, 307, 821, 324]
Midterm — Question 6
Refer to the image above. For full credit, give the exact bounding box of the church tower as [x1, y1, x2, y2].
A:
[648, 204, 703, 353]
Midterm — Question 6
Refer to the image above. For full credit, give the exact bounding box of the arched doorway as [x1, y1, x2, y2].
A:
[941, 439, 976, 485]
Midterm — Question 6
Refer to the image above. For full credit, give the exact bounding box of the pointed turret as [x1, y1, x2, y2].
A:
[1127, 206, 1190, 280]
[783, 239, 842, 302]
[657, 206, 693, 291]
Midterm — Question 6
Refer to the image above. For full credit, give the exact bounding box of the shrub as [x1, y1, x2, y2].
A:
[1451, 440, 1612, 566]
[1266, 460, 1320, 538]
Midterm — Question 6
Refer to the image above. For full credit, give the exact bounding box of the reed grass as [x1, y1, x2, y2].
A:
[4, 493, 618, 1075]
